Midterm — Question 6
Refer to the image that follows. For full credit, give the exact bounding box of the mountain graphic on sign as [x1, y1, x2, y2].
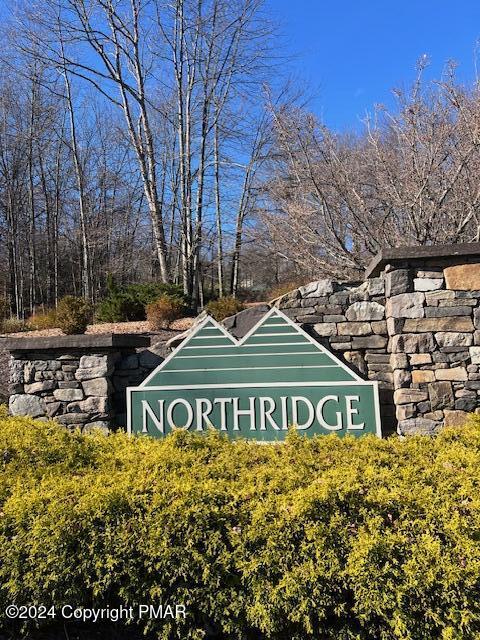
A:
[140, 307, 361, 387]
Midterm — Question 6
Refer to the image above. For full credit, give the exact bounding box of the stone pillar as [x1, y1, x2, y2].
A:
[5, 334, 152, 431]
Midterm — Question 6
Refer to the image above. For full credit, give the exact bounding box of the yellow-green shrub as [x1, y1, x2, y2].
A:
[0, 317, 28, 334]
[1, 411, 480, 639]
[205, 296, 245, 321]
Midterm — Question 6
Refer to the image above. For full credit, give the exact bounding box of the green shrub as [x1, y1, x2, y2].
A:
[205, 296, 245, 321]
[1, 413, 480, 638]
[96, 278, 186, 323]
[56, 296, 93, 335]
[146, 294, 186, 329]
[27, 308, 58, 330]
[0, 317, 28, 334]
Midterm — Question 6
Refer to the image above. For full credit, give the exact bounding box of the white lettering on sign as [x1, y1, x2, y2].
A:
[140, 395, 367, 434]
[316, 395, 341, 431]
[345, 395, 365, 430]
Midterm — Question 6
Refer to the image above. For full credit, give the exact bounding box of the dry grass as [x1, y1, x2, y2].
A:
[0, 317, 196, 339]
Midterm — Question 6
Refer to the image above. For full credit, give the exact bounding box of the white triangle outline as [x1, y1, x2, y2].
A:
[139, 306, 363, 387]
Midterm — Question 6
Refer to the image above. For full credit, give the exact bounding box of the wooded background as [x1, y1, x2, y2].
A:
[1, 1, 480, 318]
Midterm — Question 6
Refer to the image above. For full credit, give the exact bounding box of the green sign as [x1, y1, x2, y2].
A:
[127, 308, 381, 440]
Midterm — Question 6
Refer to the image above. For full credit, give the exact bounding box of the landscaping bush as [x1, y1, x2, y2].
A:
[96, 277, 186, 323]
[0, 317, 28, 334]
[146, 294, 186, 329]
[1, 410, 480, 639]
[205, 296, 245, 321]
[27, 308, 58, 330]
[56, 296, 93, 335]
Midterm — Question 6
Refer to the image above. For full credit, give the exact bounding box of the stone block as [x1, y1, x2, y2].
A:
[75, 365, 112, 381]
[53, 388, 84, 402]
[57, 381, 80, 389]
[83, 421, 110, 434]
[368, 371, 393, 383]
[56, 413, 90, 425]
[67, 396, 110, 416]
[351, 335, 387, 349]
[396, 403, 415, 420]
[443, 409, 470, 427]
[46, 401, 62, 418]
[296, 310, 317, 320]
[470, 346, 480, 364]
[9, 394, 46, 418]
[9, 359, 24, 385]
[409, 354, 432, 365]
[337, 322, 372, 336]
[348, 281, 369, 302]
[391, 353, 408, 369]
[345, 301, 384, 322]
[344, 351, 367, 376]
[82, 377, 112, 397]
[455, 397, 477, 412]
[329, 291, 350, 305]
[394, 369, 411, 388]
[434, 367, 468, 381]
[444, 264, 480, 290]
[385, 292, 425, 319]
[413, 278, 444, 292]
[425, 306, 472, 317]
[312, 323, 337, 337]
[417, 270, 443, 278]
[394, 388, 428, 405]
[367, 277, 385, 296]
[315, 305, 344, 315]
[412, 370, 435, 384]
[298, 280, 334, 298]
[425, 290, 455, 305]
[322, 315, 344, 322]
[475, 308, 480, 330]
[435, 332, 473, 348]
[386, 317, 404, 336]
[385, 269, 411, 296]
[390, 333, 435, 354]
[371, 321, 387, 334]
[428, 382, 453, 410]
[424, 411, 444, 421]
[398, 418, 438, 435]
[366, 353, 391, 363]
[403, 317, 474, 333]
[24, 381, 56, 394]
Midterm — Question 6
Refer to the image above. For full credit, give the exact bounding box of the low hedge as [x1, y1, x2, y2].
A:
[1, 408, 480, 639]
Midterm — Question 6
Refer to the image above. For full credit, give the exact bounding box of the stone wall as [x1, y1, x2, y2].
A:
[272, 245, 480, 435]
[6, 335, 162, 431]
[273, 277, 396, 433]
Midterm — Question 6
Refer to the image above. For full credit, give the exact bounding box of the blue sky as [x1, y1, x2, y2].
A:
[268, 0, 480, 131]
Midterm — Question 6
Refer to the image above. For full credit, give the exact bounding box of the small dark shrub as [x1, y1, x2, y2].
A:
[97, 278, 186, 322]
[205, 296, 245, 321]
[56, 296, 93, 335]
[146, 294, 186, 329]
